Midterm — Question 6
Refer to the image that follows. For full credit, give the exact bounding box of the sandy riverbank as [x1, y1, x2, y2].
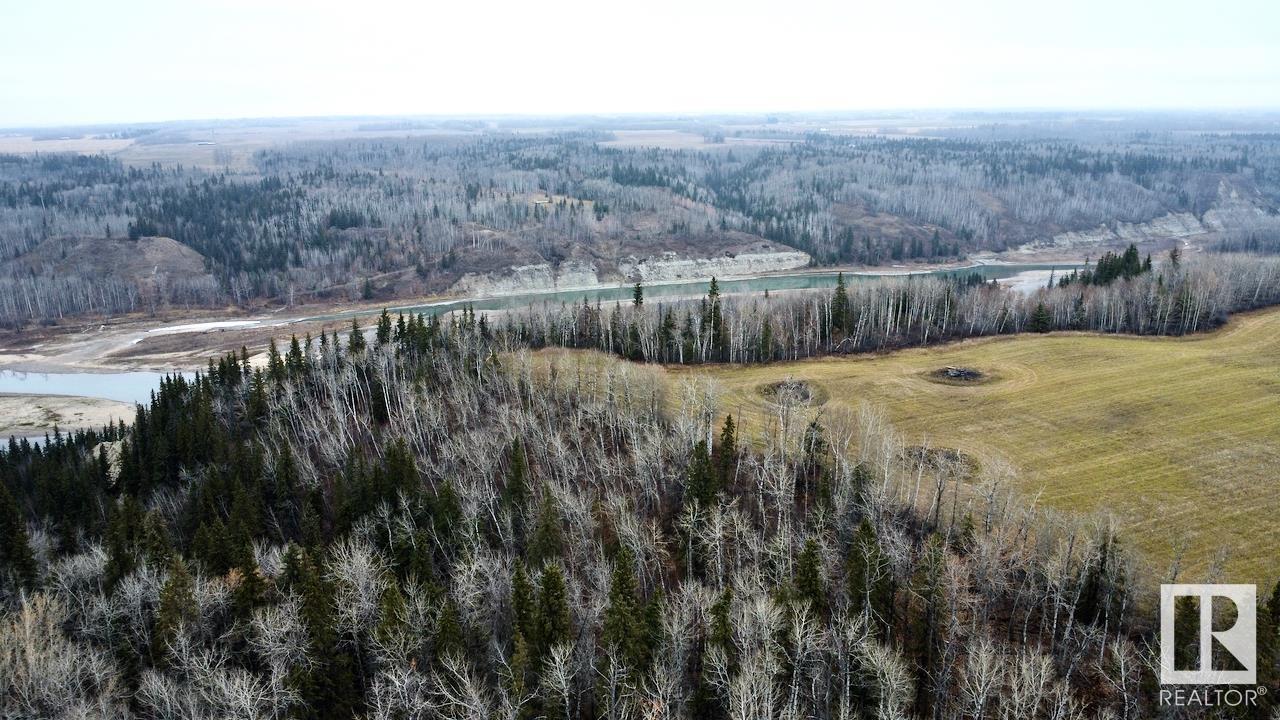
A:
[0, 394, 134, 438]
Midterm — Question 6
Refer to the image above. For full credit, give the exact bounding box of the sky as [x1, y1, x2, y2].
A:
[2, 0, 1278, 127]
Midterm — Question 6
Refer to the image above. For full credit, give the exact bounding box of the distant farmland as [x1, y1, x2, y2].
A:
[691, 307, 1280, 584]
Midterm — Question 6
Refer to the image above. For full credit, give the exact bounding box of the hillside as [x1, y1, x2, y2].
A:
[3, 117, 1279, 327]
[0, 303, 1232, 720]
[13, 235, 209, 284]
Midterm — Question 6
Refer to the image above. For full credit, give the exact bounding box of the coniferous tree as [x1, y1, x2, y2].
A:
[436, 598, 464, 657]
[602, 547, 649, 672]
[685, 439, 716, 507]
[286, 334, 306, 376]
[348, 318, 366, 355]
[267, 340, 286, 384]
[376, 309, 392, 346]
[288, 546, 363, 719]
[847, 518, 893, 634]
[141, 510, 174, 566]
[716, 415, 737, 489]
[794, 538, 827, 615]
[1256, 580, 1280, 708]
[1173, 594, 1199, 671]
[505, 438, 529, 509]
[911, 534, 946, 715]
[705, 277, 727, 360]
[1029, 302, 1053, 333]
[831, 271, 850, 335]
[152, 558, 197, 665]
[535, 563, 572, 662]
[104, 494, 147, 591]
[512, 562, 536, 640]
[0, 481, 37, 588]
[374, 582, 408, 654]
[528, 491, 565, 566]
[247, 369, 269, 423]
[509, 630, 536, 719]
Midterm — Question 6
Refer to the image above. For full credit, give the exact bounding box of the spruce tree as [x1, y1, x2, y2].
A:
[505, 438, 529, 509]
[603, 547, 644, 670]
[847, 518, 893, 633]
[911, 534, 946, 715]
[290, 547, 363, 718]
[348, 318, 366, 355]
[152, 558, 197, 664]
[230, 539, 265, 622]
[286, 335, 306, 376]
[376, 309, 392, 346]
[528, 491, 564, 566]
[535, 563, 572, 660]
[104, 494, 146, 591]
[512, 563, 536, 640]
[1029, 302, 1053, 333]
[436, 598, 464, 657]
[267, 340, 285, 383]
[374, 583, 408, 654]
[141, 510, 174, 566]
[247, 369, 268, 423]
[794, 539, 827, 615]
[831, 271, 850, 335]
[509, 630, 536, 719]
[716, 416, 737, 489]
[685, 439, 716, 507]
[0, 481, 37, 588]
[1173, 595, 1199, 671]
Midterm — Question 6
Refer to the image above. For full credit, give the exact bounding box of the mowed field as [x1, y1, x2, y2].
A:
[691, 307, 1280, 584]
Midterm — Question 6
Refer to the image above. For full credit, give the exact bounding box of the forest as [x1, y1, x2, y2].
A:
[6, 289, 1280, 720]
[3, 122, 1280, 327]
[5, 246, 1280, 718]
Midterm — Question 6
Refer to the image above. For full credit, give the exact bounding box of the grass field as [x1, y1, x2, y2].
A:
[687, 307, 1280, 584]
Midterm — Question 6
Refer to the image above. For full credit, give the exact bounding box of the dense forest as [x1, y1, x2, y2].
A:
[6, 299, 1279, 719]
[2, 124, 1280, 327]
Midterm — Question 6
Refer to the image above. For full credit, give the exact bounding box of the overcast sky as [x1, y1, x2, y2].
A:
[2, 0, 1278, 127]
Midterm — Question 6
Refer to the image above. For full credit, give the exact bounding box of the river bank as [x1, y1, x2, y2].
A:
[0, 259, 1088, 438]
[0, 393, 134, 439]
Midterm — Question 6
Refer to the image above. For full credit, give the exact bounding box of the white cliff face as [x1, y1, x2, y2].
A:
[1203, 183, 1273, 232]
[1018, 181, 1278, 252]
[618, 250, 811, 282]
[447, 250, 813, 296]
[450, 259, 600, 296]
[1026, 212, 1207, 251]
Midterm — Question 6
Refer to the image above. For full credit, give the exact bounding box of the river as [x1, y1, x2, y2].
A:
[0, 369, 185, 406]
[308, 262, 1073, 322]
[0, 263, 1074, 409]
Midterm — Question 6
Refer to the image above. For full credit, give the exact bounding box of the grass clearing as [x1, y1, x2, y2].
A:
[685, 308, 1280, 584]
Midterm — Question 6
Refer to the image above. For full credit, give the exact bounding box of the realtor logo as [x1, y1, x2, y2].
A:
[1160, 584, 1256, 685]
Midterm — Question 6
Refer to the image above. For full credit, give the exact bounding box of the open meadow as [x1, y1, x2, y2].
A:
[682, 307, 1280, 584]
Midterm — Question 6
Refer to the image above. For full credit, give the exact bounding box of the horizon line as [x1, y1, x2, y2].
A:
[7, 106, 1280, 133]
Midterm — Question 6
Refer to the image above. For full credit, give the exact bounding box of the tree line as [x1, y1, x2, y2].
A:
[493, 252, 1280, 364]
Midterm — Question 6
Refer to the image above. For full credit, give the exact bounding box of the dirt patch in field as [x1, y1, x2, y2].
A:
[924, 366, 995, 386]
[759, 377, 828, 407]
